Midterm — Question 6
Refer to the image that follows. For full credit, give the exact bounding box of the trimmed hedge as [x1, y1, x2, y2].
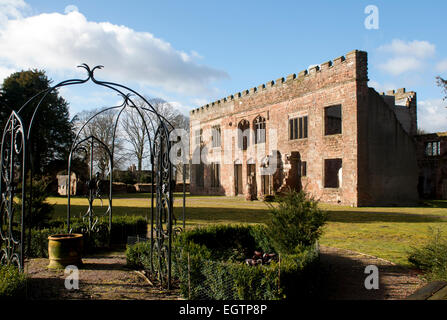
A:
[25, 216, 148, 258]
[172, 224, 320, 300]
[0, 265, 27, 299]
[126, 241, 151, 270]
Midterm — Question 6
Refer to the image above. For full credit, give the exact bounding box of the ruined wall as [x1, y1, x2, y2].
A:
[357, 87, 419, 206]
[190, 50, 368, 206]
[415, 132, 447, 199]
[380, 88, 417, 136]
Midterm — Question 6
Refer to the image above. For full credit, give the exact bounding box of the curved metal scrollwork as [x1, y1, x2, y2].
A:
[68, 135, 113, 237]
[150, 124, 174, 288]
[0, 64, 186, 290]
[0, 112, 26, 270]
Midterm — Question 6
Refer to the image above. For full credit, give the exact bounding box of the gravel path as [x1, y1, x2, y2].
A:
[24, 250, 181, 300]
[319, 246, 425, 300]
[22, 246, 424, 300]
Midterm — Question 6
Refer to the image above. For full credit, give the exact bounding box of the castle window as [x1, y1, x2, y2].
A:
[324, 158, 342, 188]
[238, 120, 250, 150]
[289, 115, 308, 140]
[254, 116, 266, 144]
[301, 161, 307, 177]
[210, 162, 220, 187]
[195, 163, 204, 188]
[426, 141, 441, 156]
[324, 105, 342, 135]
[194, 129, 202, 145]
[212, 125, 221, 148]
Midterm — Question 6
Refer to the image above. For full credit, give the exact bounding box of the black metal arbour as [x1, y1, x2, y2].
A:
[0, 64, 186, 288]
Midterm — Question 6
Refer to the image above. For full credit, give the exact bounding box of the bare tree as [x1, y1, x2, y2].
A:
[121, 101, 151, 175]
[437, 76, 447, 100]
[73, 108, 126, 178]
[121, 97, 189, 181]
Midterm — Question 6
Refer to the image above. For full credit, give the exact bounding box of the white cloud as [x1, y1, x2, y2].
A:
[436, 59, 447, 73]
[378, 56, 423, 76]
[377, 39, 436, 76]
[378, 39, 435, 59]
[418, 99, 447, 133]
[368, 80, 397, 93]
[0, 5, 229, 96]
[0, 0, 29, 25]
[64, 5, 78, 14]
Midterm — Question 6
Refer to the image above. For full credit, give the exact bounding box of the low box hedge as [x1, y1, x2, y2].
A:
[172, 224, 320, 300]
[125, 224, 321, 300]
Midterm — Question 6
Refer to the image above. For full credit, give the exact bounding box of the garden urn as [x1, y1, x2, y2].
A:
[47, 233, 84, 269]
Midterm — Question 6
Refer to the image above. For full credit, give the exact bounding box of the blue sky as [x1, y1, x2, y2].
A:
[1, 0, 447, 132]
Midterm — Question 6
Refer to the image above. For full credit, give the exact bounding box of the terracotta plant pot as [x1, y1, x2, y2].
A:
[47, 233, 84, 269]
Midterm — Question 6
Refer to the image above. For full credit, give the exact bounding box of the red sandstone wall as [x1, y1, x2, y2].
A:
[357, 87, 419, 206]
[190, 50, 368, 206]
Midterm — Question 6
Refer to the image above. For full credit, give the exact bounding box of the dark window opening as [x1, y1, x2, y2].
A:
[195, 163, 204, 188]
[324, 158, 342, 188]
[324, 105, 342, 135]
[210, 162, 220, 187]
[238, 120, 250, 150]
[289, 115, 308, 140]
[301, 161, 307, 177]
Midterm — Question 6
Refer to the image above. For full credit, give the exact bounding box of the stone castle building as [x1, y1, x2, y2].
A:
[188, 50, 419, 206]
[415, 132, 447, 199]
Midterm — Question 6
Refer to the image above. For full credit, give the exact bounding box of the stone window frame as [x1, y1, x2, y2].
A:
[194, 128, 203, 146]
[253, 115, 266, 144]
[301, 161, 307, 177]
[238, 119, 250, 151]
[288, 114, 308, 140]
[211, 125, 221, 148]
[323, 158, 342, 189]
[323, 104, 343, 136]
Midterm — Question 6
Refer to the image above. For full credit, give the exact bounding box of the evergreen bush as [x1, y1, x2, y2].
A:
[0, 265, 27, 299]
[408, 228, 447, 281]
[265, 190, 327, 254]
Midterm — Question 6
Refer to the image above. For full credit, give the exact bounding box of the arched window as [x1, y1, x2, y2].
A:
[238, 120, 250, 150]
[254, 116, 266, 144]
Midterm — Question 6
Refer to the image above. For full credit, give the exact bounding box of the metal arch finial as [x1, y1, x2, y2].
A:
[76, 64, 104, 80]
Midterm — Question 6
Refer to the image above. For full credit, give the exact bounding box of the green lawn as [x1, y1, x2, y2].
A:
[47, 194, 447, 267]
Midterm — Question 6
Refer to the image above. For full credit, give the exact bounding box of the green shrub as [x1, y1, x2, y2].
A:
[408, 228, 447, 281]
[18, 176, 55, 229]
[0, 265, 27, 299]
[173, 224, 320, 300]
[126, 241, 151, 269]
[25, 216, 148, 258]
[265, 190, 327, 254]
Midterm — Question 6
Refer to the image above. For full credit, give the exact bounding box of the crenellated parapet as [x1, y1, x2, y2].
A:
[379, 88, 418, 136]
[190, 49, 368, 116]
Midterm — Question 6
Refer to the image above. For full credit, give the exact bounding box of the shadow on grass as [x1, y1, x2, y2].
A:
[52, 203, 446, 226]
[52, 204, 271, 225]
[422, 200, 447, 209]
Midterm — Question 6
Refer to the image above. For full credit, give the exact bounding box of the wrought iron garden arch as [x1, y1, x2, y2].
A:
[0, 64, 186, 289]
